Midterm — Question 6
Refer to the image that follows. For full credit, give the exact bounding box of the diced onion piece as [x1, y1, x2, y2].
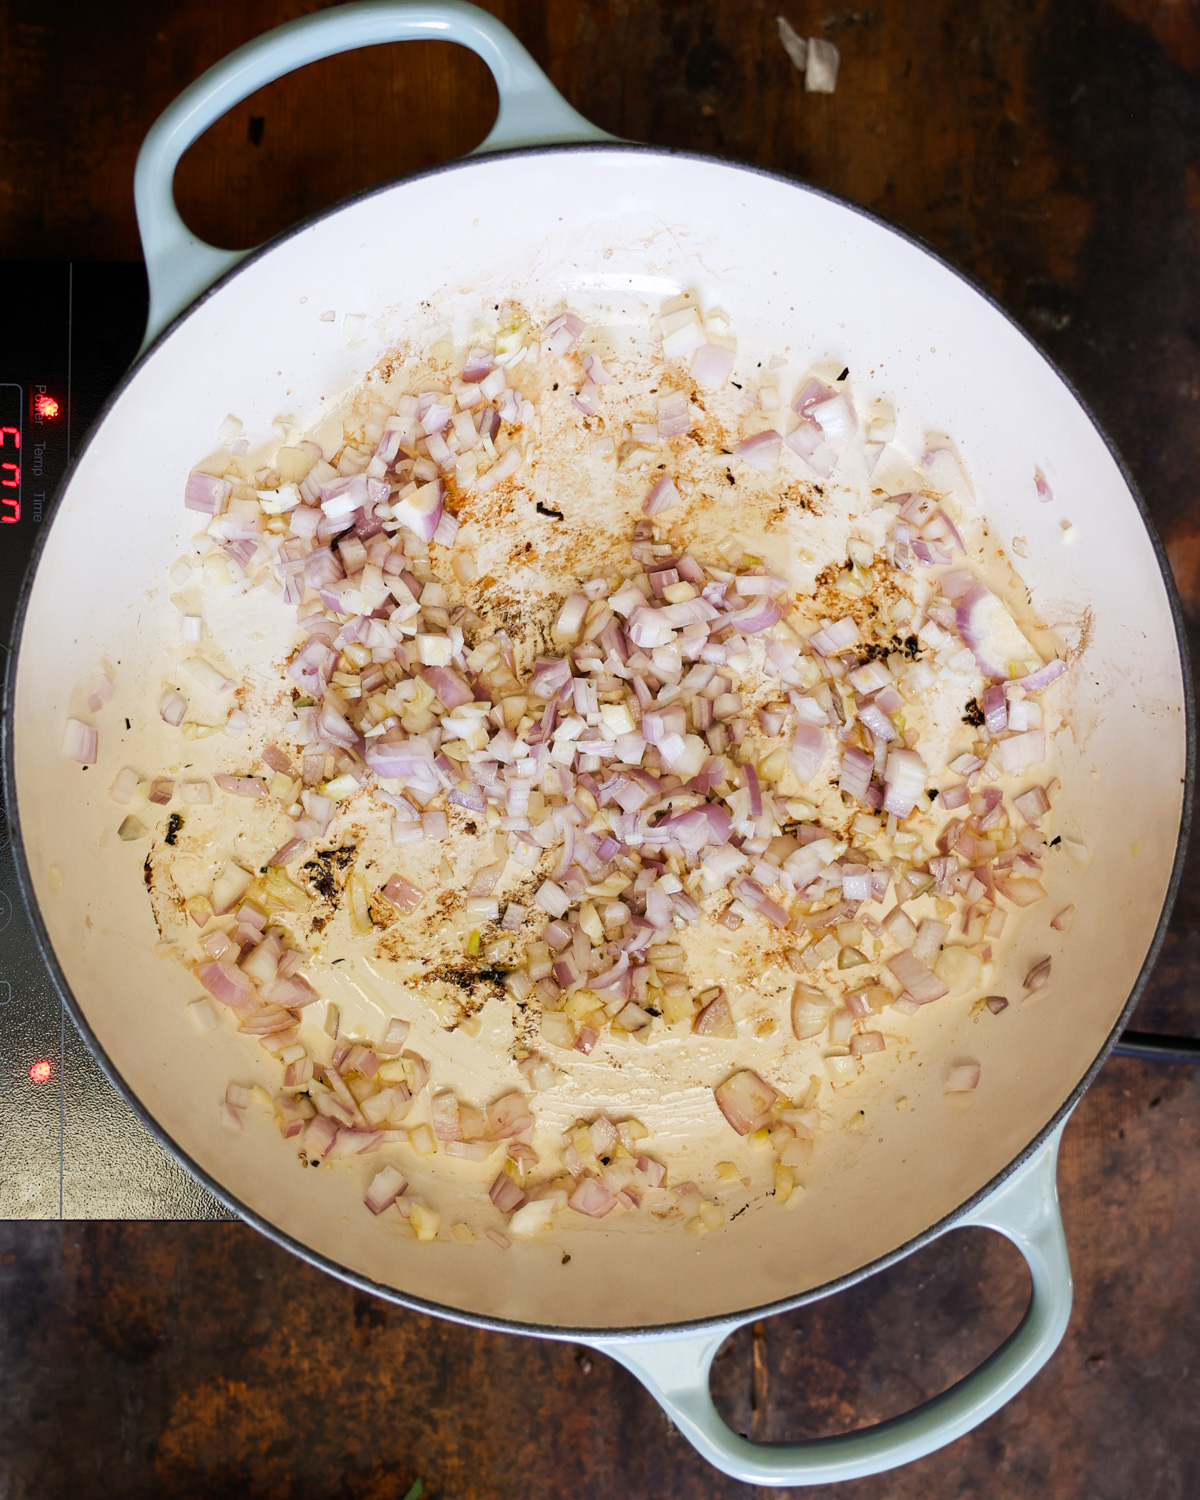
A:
[637, 1155, 667, 1187]
[808, 616, 859, 655]
[1014, 785, 1051, 826]
[657, 390, 690, 437]
[614, 1002, 652, 1031]
[791, 985, 832, 1040]
[462, 347, 494, 382]
[838, 745, 873, 802]
[198, 958, 252, 1009]
[63, 718, 97, 764]
[225, 1082, 253, 1111]
[211, 862, 253, 915]
[982, 684, 1007, 734]
[409, 1202, 441, 1241]
[383, 876, 423, 914]
[109, 766, 139, 804]
[659, 306, 705, 359]
[184, 471, 231, 514]
[365, 1164, 407, 1215]
[691, 337, 736, 389]
[188, 999, 218, 1034]
[1019, 659, 1068, 692]
[933, 945, 981, 993]
[214, 774, 267, 798]
[788, 722, 828, 783]
[1024, 957, 1052, 991]
[422, 810, 448, 841]
[735, 430, 781, 471]
[810, 394, 854, 439]
[393, 479, 444, 540]
[489, 1170, 526, 1215]
[996, 730, 1046, 772]
[956, 583, 1042, 681]
[417, 633, 452, 666]
[568, 1177, 617, 1218]
[554, 593, 588, 641]
[487, 1092, 534, 1140]
[849, 1031, 884, 1056]
[240, 943, 277, 986]
[945, 1063, 981, 1094]
[541, 1012, 576, 1048]
[883, 747, 926, 817]
[84, 671, 114, 713]
[583, 353, 614, 386]
[713, 1069, 778, 1134]
[535, 880, 570, 918]
[545, 311, 585, 354]
[304, 1116, 338, 1161]
[644, 474, 680, 516]
[886, 947, 948, 1005]
[182, 657, 234, 693]
[994, 874, 1047, 907]
[474, 445, 521, 494]
[346, 873, 373, 935]
[432, 509, 460, 547]
[509, 1199, 556, 1236]
[693, 991, 737, 1038]
[882, 906, 917, 947]
[912, 918, 948, 965]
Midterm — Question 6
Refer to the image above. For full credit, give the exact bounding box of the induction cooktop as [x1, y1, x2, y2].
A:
[0, 262, 227, 1220]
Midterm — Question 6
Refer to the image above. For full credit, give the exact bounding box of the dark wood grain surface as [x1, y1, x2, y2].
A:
[2, 1, 1200, 1495]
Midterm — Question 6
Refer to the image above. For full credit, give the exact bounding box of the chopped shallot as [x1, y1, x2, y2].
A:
[714, 1070, 777, 1134]
[63, 718, 97, 765]
[152, 290, 1072, 1245]
[1024, 958, 1052, 991]
[945, 1063, 981, 1094]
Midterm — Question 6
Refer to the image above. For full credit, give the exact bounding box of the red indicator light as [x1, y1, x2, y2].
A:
[29, 1059, 52, 1084]
[34, 394, 60, 420]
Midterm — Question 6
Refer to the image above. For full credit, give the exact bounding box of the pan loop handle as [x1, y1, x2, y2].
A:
[134, 1, 613, 348]
[586, 1119, 1073, 1486]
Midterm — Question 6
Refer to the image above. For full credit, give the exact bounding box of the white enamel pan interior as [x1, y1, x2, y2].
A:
[4, 3, 1191, 1486]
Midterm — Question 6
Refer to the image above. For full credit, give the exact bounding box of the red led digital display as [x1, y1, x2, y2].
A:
[0, 424, 17, 524]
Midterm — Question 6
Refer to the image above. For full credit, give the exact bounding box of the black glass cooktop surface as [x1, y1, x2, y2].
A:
[0, 262, 227, 1220]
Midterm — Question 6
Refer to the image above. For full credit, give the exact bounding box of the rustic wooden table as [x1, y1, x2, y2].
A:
[2, 1, 1199, 1495]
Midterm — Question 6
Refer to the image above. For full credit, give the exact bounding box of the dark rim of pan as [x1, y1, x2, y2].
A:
[3, 141, 1194, 1343]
